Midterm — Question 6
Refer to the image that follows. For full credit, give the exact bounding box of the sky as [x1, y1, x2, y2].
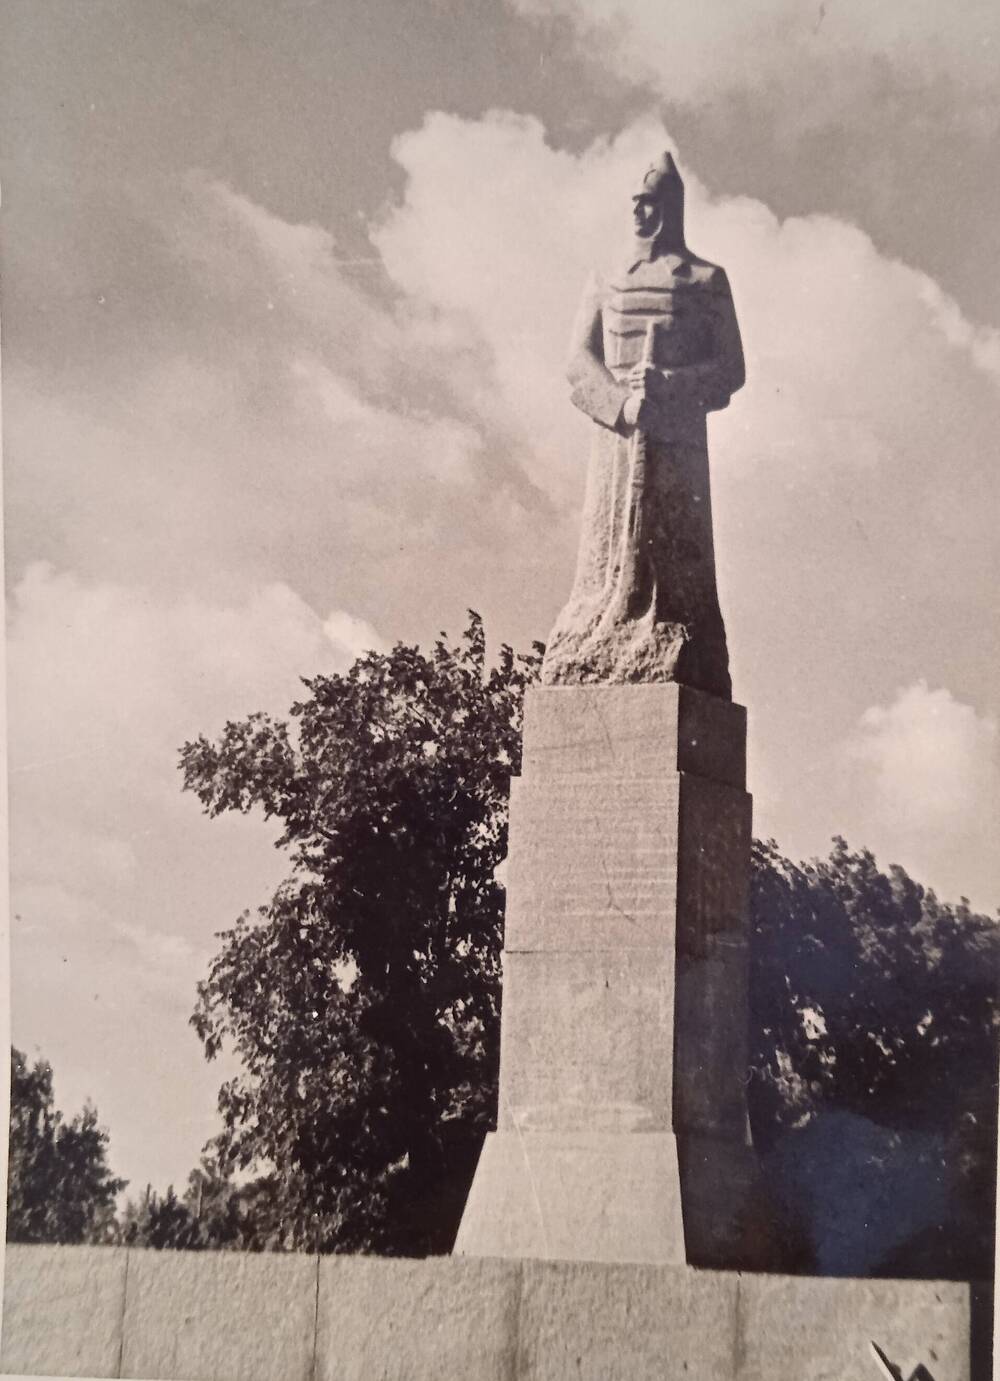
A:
[3, 0, 998, 1198]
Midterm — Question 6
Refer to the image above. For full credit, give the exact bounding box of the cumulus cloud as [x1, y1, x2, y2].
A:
[7, 563, 384, 1188]
[379, 117, 999, 738]
[8, 563, 381, 949]
[7, 564, 375, 789]
[379, 112, 1000, 488]
[376, 110, 999, 906]
[15, 114, 995, 695]
[840, 682, 1000, 909]
[504, 0, 1000, 337]
[4, 163, 554, 654]
[12, 110, 1000, 932]
[9, 108, 1000, 1193]
[855, 681, 998, 825]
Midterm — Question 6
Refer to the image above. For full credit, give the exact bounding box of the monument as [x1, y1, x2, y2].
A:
[541, 151, 743, 694]
[455, 153, 775, 1267]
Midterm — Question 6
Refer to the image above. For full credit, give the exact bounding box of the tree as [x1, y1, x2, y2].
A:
[180, 613, 542, 1254]
[750, 836, 999, 1134]
[7, 1047, 127, 1244]
[120, 1152, 291, 1252]
[179, 1157, 290, 1252]
[182, 613, 997, 1270]
[119, 1184, 198, 1250]
[749, 837, 999, 1275]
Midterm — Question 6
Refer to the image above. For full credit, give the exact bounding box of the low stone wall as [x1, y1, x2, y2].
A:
[0, 1245, 988, 1380]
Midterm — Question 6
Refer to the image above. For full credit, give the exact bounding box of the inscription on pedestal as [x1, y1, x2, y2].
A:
[505, 773, 750, 954]
[521, 685, 746, 788]
[498, 949, 675, 1132]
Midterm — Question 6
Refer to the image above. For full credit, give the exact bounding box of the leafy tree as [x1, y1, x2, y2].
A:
[180, 613, 542, 1254]
[180, 1159, 290, 1251]
[121, 1153, 292, 1252]
[749, 837, 999, 1275]
[7, 1047, 127, 1244]
[181, 612, 996, 1271]
[750, 836, 999, 1134]
[119, 1184, 199, 1250]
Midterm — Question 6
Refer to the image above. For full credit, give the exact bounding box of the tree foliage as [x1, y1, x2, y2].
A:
[750, 836, 999, 1131]
[750, 837, 999, 1274]
[180, 613, 542, 1254]
[119, 1147, 294, 1252]
[178, 614, 997, 1269]
[7, 1048, 127, 1244]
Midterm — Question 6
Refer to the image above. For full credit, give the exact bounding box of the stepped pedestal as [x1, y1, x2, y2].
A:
[455, 685, 775, 1268]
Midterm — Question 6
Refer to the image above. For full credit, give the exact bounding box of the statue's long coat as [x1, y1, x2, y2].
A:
[541, 250, 745, 698]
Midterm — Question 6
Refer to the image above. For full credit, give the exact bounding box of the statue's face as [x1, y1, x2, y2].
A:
[632, 194, 660, 239]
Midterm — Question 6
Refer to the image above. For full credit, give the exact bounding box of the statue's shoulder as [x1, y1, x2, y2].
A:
[587, 268, 610, 291]
[682, 253, 731, 293]
[576, 268, 611, 307]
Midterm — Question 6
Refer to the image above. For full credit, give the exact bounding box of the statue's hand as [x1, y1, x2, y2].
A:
[644, 367, 689, 407]
[628, 364, 661, 395]
[622, 392, 653, 430]
[628, 364, 683, 410]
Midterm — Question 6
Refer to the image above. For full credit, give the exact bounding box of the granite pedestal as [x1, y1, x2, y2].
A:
[456, 684, 775, 1267]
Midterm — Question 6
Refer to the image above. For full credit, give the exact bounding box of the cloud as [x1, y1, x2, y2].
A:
[379, 112, 1000, 470]
[855, 681, 998, 825]
[7, 563, 381, 942]
[840, 682, 1000, 908]
[11, 110, 1000, 925]
[162, 111, 1000, 910]
[289, 355, 484, 487]
[16, 116, 995, 695]
[374, 109, 1000, 906]
[507, 0, 1000, 124]
[9, 108, 1000, 1197]
[7, 564, 374, 789]
[4, 163, 554, 653]
[503, 0, 1000, 337]
[7, 563, 385, 1189]
[378, 114, 999, 711]
[322, 608, 388, 662]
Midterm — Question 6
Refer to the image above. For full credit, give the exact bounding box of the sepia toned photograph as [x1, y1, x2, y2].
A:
[1, 2, 997, 1377]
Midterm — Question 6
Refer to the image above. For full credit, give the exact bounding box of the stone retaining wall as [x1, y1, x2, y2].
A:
[0, 1245, 987, 1380]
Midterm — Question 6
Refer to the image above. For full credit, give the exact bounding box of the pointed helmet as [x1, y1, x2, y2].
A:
[631, 151, 685, 249]
[636, 151, 683, 200]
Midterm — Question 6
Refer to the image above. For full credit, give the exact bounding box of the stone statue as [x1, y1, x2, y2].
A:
[541, 152, 745, 698]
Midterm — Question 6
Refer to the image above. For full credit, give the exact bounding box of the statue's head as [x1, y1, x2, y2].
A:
[630, 152, 684, 251]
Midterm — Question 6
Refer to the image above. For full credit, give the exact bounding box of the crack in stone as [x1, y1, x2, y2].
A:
[600, 850, 638, 926]
[562, 686, 617, 774]
[588, 692, 616, 768]
[498, 1082, 551, 1258]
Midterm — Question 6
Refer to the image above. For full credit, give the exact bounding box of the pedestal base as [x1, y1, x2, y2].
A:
[677, 1132, 785, 1270]
[455, 1129, 782, 1269]
[453, 1131, 686, 1264]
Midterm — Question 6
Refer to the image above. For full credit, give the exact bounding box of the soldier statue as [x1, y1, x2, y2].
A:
[541, 152, 745, 699]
